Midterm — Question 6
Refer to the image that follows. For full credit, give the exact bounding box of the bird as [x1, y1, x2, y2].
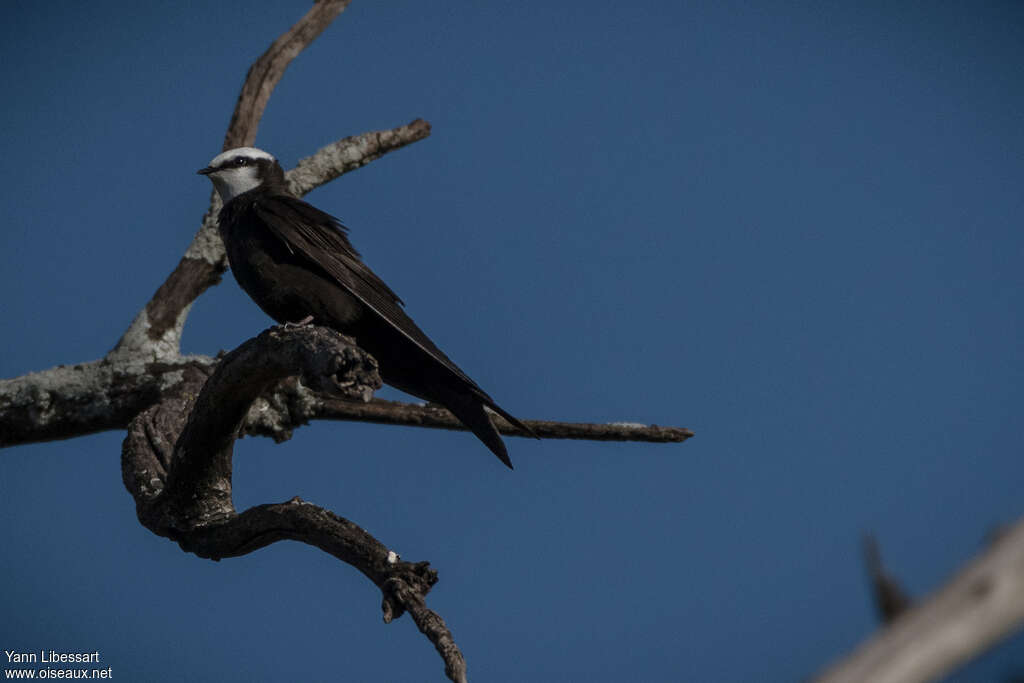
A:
[198, 146, 532, 468]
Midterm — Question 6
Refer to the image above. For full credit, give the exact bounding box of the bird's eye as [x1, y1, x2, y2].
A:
[234, 157, 248, 166]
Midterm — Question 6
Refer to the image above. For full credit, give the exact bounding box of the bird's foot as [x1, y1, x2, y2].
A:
[281, 315, 315, 329]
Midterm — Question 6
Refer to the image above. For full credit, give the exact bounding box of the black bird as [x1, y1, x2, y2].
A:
[198, 147, 531, 468]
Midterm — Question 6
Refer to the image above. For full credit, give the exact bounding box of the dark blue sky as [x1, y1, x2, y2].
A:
[2, 2, 1023, 681]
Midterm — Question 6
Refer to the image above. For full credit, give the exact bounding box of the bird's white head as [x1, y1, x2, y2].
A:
[197, 147, 278, 203]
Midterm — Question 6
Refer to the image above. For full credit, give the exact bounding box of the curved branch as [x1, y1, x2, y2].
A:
[121, 325, 467, 681]
[384, 577, 468, 683]
[126, 326, 379, 528]
[223, 0, 353, 151]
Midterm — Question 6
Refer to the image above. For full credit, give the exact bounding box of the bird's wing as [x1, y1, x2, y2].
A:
[251, 194, 487, 394]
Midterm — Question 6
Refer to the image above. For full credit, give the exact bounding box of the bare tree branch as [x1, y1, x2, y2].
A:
[0, 358, 690, 449]
[317, 397, 694, 443]
[815, 520, 1024, 683]
[383, 577, 468, 683]
[223, 0, 353, 151]
[0, 356, 216, 448]
[121, 325, 467, 682]
[287, 119, 432, 196]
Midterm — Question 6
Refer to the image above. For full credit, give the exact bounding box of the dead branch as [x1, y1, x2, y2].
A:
[287, 119, 432, 196]
[0, 356, 216, 448]
[317, 397, 694, 443]
[0, 360, 689, 449]
[815, 520, 1024, 683]
[223, 0, 353, 151]
[121, 324, 467, 682]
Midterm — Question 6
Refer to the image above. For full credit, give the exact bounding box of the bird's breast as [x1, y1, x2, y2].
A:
[221, 218, 363, 328]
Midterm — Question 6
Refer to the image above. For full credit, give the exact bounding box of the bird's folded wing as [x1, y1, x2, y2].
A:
[252, 195, 488, 395]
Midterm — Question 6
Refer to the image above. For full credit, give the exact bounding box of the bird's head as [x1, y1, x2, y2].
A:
[198, 147, 284, 203]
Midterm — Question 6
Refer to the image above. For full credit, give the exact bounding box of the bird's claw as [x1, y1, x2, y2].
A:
[281, 315, 315, 329]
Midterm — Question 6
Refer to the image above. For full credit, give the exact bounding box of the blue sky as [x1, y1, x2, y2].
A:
[2, 2, 1023, 681]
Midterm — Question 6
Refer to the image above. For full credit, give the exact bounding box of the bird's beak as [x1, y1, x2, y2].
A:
[197, 166, 216, 175]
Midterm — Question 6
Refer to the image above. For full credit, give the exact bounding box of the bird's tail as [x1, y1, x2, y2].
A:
[442, 394, 517, 470]
[482, 400, 539, 441]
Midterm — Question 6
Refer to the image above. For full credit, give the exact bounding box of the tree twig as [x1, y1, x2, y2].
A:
[317, 397, 694, 443]
[286, 118, 433, 195]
